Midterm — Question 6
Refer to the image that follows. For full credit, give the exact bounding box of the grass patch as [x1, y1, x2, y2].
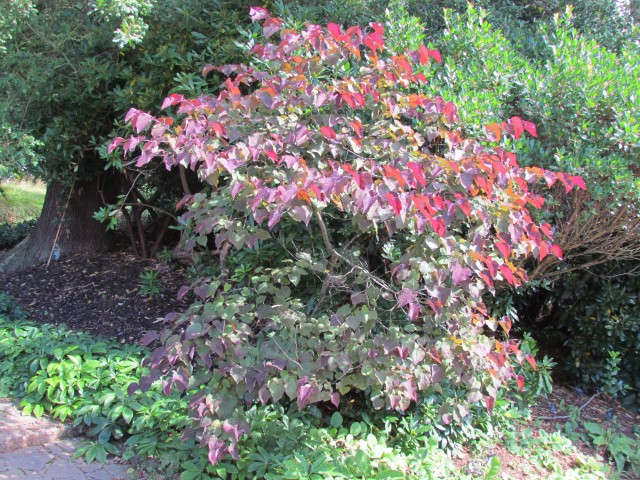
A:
[0, 179, 45, 224]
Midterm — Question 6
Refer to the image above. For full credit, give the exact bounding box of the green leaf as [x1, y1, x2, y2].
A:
[484, 455, 501, 479]
[354, 449, 372, 475]
[330, 412, 343, 428]
[33, 404, 44, 418]
[350, 422, 363, 437]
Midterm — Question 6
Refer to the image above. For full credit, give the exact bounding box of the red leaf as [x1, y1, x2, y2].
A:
[418, 45, 430, 65]
[427, 347, 442, 364]
[484, 395, 495, 411]
[509, 116, 525, 139]
[550, 244, 563, 259]
[478, 270, 494, 288]
[350, 120, 363, 138]
[383, 165, 407, 187]
[525, 354, 537, 371]
[430, 49, 442, 63]
[516, 374, 525, 391]
[407, 162, 426, 187]
[457, 199, 471, 217]
[572, 175, 587, 190]
[428, 298, 442, 315]
[161, 93, 185, 110]
[327, 22, 344, 42]
[386, 192, 402, 215]
[394, 55, 412, 75]
[500, 264, 515, 285]
[495, 241, 511, 260]
[538, 241, 549, 261]
[527, 195, 545, 209]
[320, 126, 336, 140]
[523, 120, 537, 137]
[428, 216, 446, 236]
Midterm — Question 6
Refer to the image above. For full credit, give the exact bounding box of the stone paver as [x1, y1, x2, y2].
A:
[0, 399, 130, 479]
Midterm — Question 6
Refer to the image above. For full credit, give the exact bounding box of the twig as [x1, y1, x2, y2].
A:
[47, 175, 77, 268]
[537, 392, 601, 420]
[312, 205, 395, 294]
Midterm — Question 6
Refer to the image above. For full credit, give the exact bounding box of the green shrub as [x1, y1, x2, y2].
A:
[0, 220, 36, 250]
[538, 269, 640, 409]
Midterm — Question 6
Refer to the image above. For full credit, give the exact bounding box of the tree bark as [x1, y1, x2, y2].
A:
[0, 176, 116, 272]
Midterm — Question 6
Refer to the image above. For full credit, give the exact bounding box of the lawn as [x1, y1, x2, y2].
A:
[0, 180, 46, 224]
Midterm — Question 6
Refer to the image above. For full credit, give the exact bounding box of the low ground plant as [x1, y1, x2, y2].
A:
[1, 293, 628, 478]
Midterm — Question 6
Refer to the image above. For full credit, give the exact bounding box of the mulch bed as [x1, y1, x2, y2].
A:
[0, 251, 190, 343]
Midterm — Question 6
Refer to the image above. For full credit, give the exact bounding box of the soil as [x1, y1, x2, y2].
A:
[0, 251, 190, 343]
[1, 249, 639, 479]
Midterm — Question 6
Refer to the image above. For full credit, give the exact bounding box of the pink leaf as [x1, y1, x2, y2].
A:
[160, 93, 185, 110]
[263, 17, 283, 39]
[249, 6, 270, 21]
[202, 64, 216, 77]
[107, 137, 125, 154]
[452, 264, 472, 286]
[330, 392, 340, 408]
[134, 113, 154, 133]
[397, 288, 417, 308]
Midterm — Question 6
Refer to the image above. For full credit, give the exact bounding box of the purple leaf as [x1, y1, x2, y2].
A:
[208, 438, 229, 465]
[397, 288, 417, 308]
[452, 264, 472, 286]
[141, 330, 160, 346]
[350, 291, 367, 305]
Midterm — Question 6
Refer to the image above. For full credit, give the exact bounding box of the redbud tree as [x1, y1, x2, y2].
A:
[111, 8, 585, 464]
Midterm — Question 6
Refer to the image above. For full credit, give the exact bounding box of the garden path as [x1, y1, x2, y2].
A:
[0, 399, 130, 480]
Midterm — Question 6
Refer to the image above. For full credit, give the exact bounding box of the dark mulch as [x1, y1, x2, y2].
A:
[0, 251, 190, 343]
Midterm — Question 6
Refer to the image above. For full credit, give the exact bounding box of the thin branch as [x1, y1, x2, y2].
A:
[313, 205, 396, 294]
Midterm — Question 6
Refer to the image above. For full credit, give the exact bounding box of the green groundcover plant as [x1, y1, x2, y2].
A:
[109, 7, 585, 465]
[0, 293, 544, 479]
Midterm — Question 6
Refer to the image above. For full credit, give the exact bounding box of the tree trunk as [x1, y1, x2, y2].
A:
[0, 176, 116, 272]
